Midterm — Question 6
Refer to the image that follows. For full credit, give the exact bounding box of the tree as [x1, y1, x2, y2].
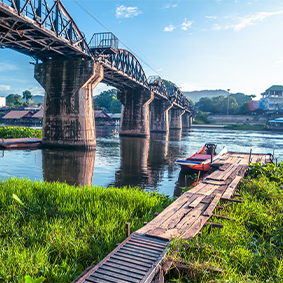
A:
[93, 89, 121, 113]
[22, 90, 33, 103]
[6, 94, 22, 106]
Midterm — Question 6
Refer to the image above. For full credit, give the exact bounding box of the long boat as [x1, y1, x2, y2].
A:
[0, 138, 42, 149]
[176, 143, 227, 171]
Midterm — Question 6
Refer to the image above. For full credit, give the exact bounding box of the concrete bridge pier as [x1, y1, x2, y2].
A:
[34, 58, 103, 149]
[169, 109, 185, 130]
[182, 111, 192, 128]
[150, 99, 173, 132]
[118, 88, 154, 137]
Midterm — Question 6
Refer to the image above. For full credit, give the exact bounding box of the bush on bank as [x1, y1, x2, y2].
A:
[166, 162, 283, 282]
[0, 178, 171, 283]
[0, 126, 42, 139]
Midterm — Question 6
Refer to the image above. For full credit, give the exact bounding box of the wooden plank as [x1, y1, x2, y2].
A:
[146, 227, 179, 241]
[202, 194, 222, 216]
[122, 245, 161, 257]
[92, 269, 140, 283]
[220, 165, 238, 181]
[182, 215, 210, 239]
[188, 195, 206, 208]
[98, 265, 144, 280]
[124, 243, 163, 254]
[221, 176, 242, 199]
[197, 184, 218, 196]
[111, 255, 152, 268]
[87, 273, 129, 283]
[116, 250, 157, 261]
[186, 183, 206, 194]
[106, 259, 149, 272]
[103, 261, 145, 276]
[202, 179, 226, 185]
[127, 240, 165, 251]
[137, 193, 194, 234]
[85, 276, 109, 283]
[176, 203, 208, 233]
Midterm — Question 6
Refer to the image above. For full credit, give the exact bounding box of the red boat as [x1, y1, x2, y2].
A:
[176, 143, 227, 171]
[0, 138, 42, 149]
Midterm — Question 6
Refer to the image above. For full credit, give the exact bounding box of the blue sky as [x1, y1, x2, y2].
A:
[1, 0, 283, 99]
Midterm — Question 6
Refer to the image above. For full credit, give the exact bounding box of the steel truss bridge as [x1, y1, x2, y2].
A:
[0, 0, 192, 111]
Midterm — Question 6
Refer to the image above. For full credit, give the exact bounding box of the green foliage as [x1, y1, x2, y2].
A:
[25, 275, 45, 283]
[0, 178, 171, 282]
[193, 111, 210, 124]
[166, 162, 283, 282]
[162, 79, 174, 94]
[6, 93, 22, 106]
[0, 126, 42, 138]
[93, 89, 121, 113]
[196, 92, 256, 115]
[23, 90, 33, 103]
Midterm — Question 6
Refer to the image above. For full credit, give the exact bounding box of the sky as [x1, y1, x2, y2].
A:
[1, 0, 283, 100]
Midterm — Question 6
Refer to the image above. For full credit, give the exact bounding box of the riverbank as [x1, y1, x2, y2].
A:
[0, 178, 171, 283]
[164, 162, 283, 282]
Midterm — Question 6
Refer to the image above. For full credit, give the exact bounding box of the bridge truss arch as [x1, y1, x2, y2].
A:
[148, 75, 169, 100]
[97, 48, 148, 90]
[0, 0, 91, 60]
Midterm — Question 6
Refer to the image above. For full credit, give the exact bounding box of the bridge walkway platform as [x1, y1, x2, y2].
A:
[73, 151, 272, 283]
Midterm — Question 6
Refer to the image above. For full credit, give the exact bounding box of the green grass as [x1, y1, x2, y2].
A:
[0, 126, 42, 139]
[224, 124, 265, 131]
[166, 162, 283, 282]
[0, 178, 171, 283]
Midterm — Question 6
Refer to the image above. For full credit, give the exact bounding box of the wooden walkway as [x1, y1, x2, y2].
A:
[73, 152, 272, 283]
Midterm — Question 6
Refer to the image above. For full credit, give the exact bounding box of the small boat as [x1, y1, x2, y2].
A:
[0, 138, 42, 149]
[176, 143, 227, 171]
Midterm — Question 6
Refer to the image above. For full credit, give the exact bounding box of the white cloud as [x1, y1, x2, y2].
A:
[116, 5, 141, 18]
[275, 57, 283, 67]
[213, 10, 283, 32]
[206, 16, 217, 20]
[181, 19, 193, 31]
[163, 4, 177, 9]
[164, 24, 175, 32]
[0, 85, 11, 91]
[0, 62, 18, 72]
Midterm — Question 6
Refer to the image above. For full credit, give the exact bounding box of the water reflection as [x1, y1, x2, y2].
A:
[42, 149, 96, 187]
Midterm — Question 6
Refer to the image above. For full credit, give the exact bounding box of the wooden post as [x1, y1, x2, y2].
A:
[126, 222, 130, 237]
[197, 171, 201, 182]
[276, 159, 278, 167]
[248, 149, 252, 164]
[211, 149, 213, 164]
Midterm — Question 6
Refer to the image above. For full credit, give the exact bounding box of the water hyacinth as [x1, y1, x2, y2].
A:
[0, 178, 171, 282]
[0, 126, 42, 139]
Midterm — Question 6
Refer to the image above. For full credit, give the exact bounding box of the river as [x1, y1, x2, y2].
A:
[1, 127, 282, 196]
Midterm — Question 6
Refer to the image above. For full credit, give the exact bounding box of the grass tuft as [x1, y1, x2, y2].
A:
[0, 178, 171, 282]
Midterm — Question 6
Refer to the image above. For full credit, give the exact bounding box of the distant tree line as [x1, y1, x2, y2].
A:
[93, 89, 121, 113]
[196, 93, 256, 115]
[6, 90, 38, 107]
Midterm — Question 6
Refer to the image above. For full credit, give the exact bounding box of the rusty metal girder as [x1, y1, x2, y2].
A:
[0, 0, 91, 60]
[148, 75, 168, 100]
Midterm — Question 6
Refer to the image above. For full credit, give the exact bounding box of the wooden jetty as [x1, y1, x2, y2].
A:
[73, 151, 272, 283]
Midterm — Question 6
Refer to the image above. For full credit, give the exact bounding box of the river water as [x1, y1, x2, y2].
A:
[0, 127, 282, 196]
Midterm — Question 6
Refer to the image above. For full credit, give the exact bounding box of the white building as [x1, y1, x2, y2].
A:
[0, 96, 6, 107]
[260, 85, 283, 111]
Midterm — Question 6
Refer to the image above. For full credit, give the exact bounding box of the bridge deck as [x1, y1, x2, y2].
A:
[74, 151, 272, 283]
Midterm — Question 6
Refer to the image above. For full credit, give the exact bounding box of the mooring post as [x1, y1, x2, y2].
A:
[126, 222, 130, 237]
[248, 149, 252, 164]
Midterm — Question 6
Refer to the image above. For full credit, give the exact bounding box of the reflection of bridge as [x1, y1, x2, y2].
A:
[0, 0, 194, 148]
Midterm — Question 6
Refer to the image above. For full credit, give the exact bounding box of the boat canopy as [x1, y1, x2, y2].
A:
[268, 117, 283, 123]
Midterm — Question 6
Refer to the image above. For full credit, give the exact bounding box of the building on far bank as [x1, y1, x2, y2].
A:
[260, 85, 283, 112]
[0, 97, 6, 107]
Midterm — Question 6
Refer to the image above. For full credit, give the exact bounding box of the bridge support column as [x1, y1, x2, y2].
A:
[150, 99, 173, 132]
[35, 58, 103, 149]
[118, 89, 154, 137]
[169, 109, 185, 130]
[182, 112, 192, 128]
